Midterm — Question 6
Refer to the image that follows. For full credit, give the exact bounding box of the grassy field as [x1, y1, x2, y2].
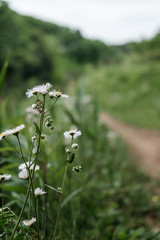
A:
[83, 55, 160, 129]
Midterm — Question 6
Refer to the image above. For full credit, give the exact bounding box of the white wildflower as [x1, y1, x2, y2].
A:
[49, 90, 68, 98]
[18, 162, 40, 171]
[26, 83, 52, 98]
[64, 129, 81, 139]
[18, 169, 29, 179]
[0, 124, 25, 140]
[23, 218, 36, 227]
[0, 174, 11, 181]
[34, 187, 46, 197]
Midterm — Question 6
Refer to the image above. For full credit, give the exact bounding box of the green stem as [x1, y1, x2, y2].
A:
[10, 180, 32, 240]
[52, 162, 68, 240]
[1, 180, 4, 217]
[10, 96, 46, 240]
[4, 138, 21, 157]
[45, 97, 58, 114]
[36, 198, 39, 230]
[28, 192, 31, 220]
[52, 137, 73, 240]
[44, 199, 47, 237]
[16, 135, 40, 238]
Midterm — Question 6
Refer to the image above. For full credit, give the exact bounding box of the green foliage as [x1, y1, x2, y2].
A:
[0, 56, 9, 95]
[0, 88, 160, 239]
[0, 1, 122, 90]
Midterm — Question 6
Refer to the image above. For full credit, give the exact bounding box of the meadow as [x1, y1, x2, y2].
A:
[1, 1, 160, 239]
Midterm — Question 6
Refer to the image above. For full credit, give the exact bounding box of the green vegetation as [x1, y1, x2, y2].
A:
[1, 1, 160, 128]
[1, 85, 160, 239]
[1, 1, 160, 239]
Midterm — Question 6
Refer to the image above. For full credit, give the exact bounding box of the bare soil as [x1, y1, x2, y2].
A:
[100, 113, 160, 178]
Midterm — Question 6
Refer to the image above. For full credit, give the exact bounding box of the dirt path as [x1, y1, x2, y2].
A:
[100, 113, 160, 178]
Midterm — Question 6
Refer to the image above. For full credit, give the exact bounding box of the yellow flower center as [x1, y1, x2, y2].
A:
[57, 91, 62, 95]
[152, 195, 159, 202]
[0, 132, 5, 137]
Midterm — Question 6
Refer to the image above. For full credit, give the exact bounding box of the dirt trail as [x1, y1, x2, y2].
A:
[100, 113, 160, 178]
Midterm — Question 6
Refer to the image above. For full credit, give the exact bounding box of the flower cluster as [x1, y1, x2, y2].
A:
[1, 82, 82, 239]
[64, 129, 82, 173]
[26, 83, 68, 99]
[26, 83, 52, 98]
[18, 161, 40, 180]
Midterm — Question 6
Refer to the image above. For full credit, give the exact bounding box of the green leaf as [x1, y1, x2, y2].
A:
[33, 122, 41, 135]
[67, 153, 75, 163]
[45, 184, 60, 193]
[14, 233, 25, 240]
[0, 147, 15, 152]
[0, 56, 9, 94]
[61, 188, 82, 207]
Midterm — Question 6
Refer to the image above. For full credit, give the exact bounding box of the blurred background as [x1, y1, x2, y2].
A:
[1, 0, 160, 239]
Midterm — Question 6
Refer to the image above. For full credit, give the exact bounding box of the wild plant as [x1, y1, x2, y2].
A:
[0, 83, 81, 239]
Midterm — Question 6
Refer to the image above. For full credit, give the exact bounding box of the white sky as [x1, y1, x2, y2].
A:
[7, 0, 160, 44]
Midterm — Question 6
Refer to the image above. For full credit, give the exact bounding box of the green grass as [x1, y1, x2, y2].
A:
[83, 56, 160, 129]
[1, 89, 160, 239]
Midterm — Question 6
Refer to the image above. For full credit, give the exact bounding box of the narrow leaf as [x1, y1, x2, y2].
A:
[34, 122, 41, 135]
[61, 188, 82, 207]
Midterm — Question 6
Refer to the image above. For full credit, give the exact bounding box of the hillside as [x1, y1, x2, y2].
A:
[0, 1, 121, 89]
[1, 1, 160, 128]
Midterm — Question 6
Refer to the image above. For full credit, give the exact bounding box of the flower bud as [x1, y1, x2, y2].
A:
[50, 126, 54, 130]
[32, 104, 37, 109]
[72, 143, 78, 149]
[41, 134, 46, 140]
[57, 187, 62, 194]
[79, 164, 83, 170]
[32, 135, 37, 141]
[49, 92, 55, 98]
[45, 122, 51, 127]
[65, 148, 71, 154]
[72, 166, 79, 173]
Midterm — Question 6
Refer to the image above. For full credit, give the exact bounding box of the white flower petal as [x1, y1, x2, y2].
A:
[23, 217, 36, 227]
[49, 90, 68, 98]
[26, 83, 52, 98]
[18, 169, 29, 179]
[0, 174, 12, 181]
[64, 129, 81, 139]
[34, 187, 46, 197]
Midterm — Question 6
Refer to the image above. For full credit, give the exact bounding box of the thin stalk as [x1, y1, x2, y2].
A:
[16, 135, 40, 238]
[36, 198, 39, 230]
[10, 180, 32, 240]
[52, 162, 68, 240]
[10, 96, 46, 240]
[4, 138, 21, 157]
[44, 199, 47, 237]
[45, 97, 58, 114]
[28, 192, 31, 220]
[52, 137, 73, 240]
[1, 180, 4, 217]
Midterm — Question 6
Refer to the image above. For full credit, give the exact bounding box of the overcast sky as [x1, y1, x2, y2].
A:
[7, 0, 160, 45]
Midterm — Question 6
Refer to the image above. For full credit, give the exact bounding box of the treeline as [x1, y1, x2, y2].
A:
[0, 1, 121, 87]
[0, 0, 160, 88]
